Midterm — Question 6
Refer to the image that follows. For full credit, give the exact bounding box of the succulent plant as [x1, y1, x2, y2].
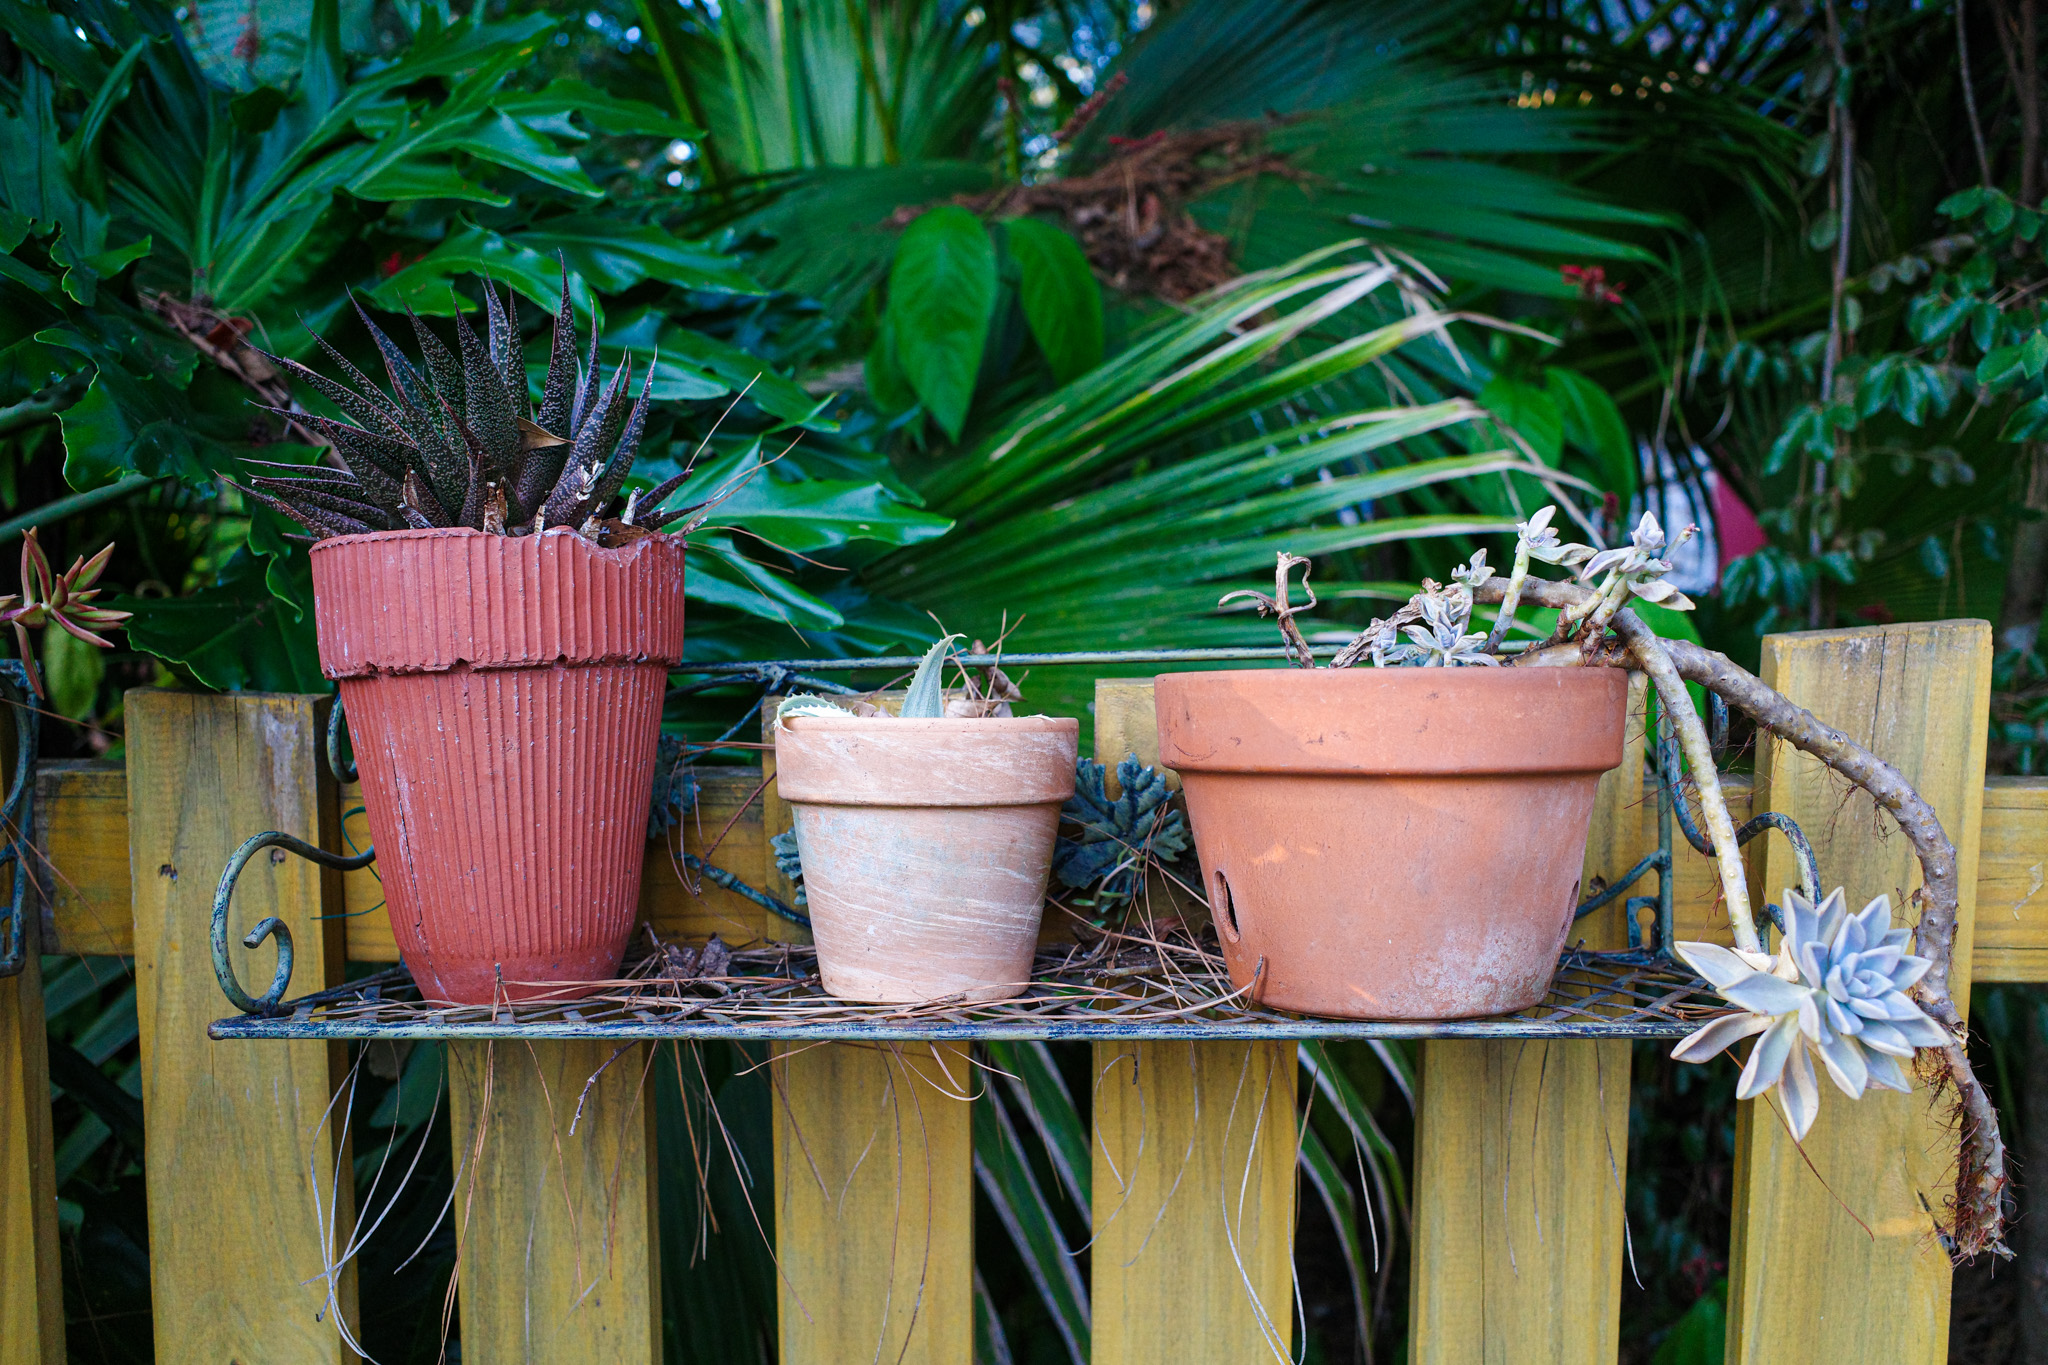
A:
[770, 828, 808, 907]
[1, 528, 129, 698]
[1055, 755, 1190, 901]
[1671, 888, 1951, 1139]
[233, 270, 699, 542]
[1516, 504, 1592, 569]
[1580, 510, 1697, 611]
[776, 633, 964, 723]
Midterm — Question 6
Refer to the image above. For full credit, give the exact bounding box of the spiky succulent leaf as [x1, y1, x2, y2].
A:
[775, 694, 852, 723]
[536, 270, 578, 436]
[583, 365, 654, 516]
[569, 321, 603, 435]
[351, 295, 428, 409]
[247, 477, 393, 529]
[483, 282, 525, 420]
[900, 633, 963, 719]
[407, 309, 466, 412]
[456, 306, 520, 479]
[227, 478, 375, 539]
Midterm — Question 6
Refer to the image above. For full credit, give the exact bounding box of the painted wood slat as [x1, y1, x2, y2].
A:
[1410, 672, 1644, 1365]
[772, 1040, 975, 1364]
[1973, 776, 2048, 981]
[41, 760, 2048, 983]
[1726, 621, 1992, 1363]
[447, 1040, 661, 1363]
[1088, 678, 1296, 1364]
[2, 725, 63, 1364]
[126, 689, 360, 1362]
[1090, 1039, 1298, 1363]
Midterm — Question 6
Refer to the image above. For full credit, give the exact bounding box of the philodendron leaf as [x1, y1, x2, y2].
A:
[887, 206, 996, 440]
[900, 633, 963, 719]
[1005, 217, 1104, 384]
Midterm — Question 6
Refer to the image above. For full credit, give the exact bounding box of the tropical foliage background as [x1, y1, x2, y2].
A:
[8, 0, 2047, 1360]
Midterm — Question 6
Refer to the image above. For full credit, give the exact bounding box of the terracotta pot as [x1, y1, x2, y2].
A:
[774, 715, 1079, 1002]
[311, 527, 687, 1005]
[1155, 667, 1627, 1020]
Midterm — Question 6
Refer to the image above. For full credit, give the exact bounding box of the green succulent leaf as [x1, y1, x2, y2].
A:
[900, 632, 963, 719]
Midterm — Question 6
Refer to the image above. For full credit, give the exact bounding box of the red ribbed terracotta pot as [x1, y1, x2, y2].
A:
[311, 528, 686, 1005]
[1155, 668, 1627, 1020]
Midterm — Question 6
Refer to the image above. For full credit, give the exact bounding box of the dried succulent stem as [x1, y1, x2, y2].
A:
[1480, 543, 1531, 653]
[1480, 574, 1757, 950]
[1219, 552, 1317, 668]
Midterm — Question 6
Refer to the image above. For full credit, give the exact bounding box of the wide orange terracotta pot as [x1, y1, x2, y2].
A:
[774, 715, 1079, 1002]
[1155, 668, 1627, 1020]
[311, 527, 687, 1005]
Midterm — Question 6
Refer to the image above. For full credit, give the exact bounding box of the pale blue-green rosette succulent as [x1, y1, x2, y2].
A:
[1670, 888, 1950, 1139]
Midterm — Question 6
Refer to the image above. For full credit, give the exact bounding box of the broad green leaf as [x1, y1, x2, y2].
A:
[1806, 207, 1840, 251]
[348, 156, 508, 205]
[1650, 1282, 1727, 1365]
[886, 205, 997, 440]
[2024, 330, 2048, 378]
[41, 623, 105, 720]
[445, 111, 601, 197]
[865, 310, 917, 416]
[2004, 397, 2048, 442]
[517, 218, 765, 296]
[685, 535, 844, 631]
[1478, 374, 1562, 464]
[1544, 366, 1634, 501]
[492, 80, 697, 139]
[1004, 217, 1104, 384]
[654, 446, 951, 552]
[115, 550, 325, 693]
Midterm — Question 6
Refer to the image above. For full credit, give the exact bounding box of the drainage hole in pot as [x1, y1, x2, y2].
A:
[1214, 870, 1241, 944]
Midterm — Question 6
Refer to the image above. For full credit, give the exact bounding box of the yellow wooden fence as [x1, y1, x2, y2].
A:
[0, 619, 2036, 1362]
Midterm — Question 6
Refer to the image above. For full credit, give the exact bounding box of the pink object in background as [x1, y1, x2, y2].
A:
[1714, 473, 1767, 573]
[311, 527, 687, 1004]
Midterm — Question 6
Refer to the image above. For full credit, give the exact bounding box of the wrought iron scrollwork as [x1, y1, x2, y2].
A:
[212, 831, 375, 1014]
[0, 660, 40, 978]
[1574, 693, 1823, 954]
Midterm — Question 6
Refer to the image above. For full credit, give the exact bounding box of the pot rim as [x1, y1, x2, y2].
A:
[778, 714, 1079, 732]
[308, 524, 686, 557]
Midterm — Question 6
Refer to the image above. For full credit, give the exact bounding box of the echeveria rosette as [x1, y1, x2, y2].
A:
[1671, 888, 1950, 1139]
[1580, 510, 1698, 613]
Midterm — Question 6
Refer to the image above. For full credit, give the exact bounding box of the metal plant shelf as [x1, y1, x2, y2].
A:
[205, 645, 1800, 1046]
[208, 937, 1733, 1042]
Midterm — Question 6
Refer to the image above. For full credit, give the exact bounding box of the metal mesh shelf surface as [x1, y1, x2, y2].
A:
[209, 930, 1731, 1042]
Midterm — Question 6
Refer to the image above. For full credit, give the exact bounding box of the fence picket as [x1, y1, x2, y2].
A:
[1726, 621, 1993, 1362]
[126, 690, 359, 1361]
[771, 1040, 975, 1363]
[1088, 679, 1297, 1364]
[447, 1039, 661, 1363]
[1410, 673, 1646, 1364]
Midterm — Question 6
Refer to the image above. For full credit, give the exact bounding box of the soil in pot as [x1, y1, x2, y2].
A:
[1155, 666, 1627, 1020]
[774, 714, 1079, 1002]
[313, 527, 687, 1005]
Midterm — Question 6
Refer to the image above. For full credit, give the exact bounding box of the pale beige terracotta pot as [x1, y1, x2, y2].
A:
[1156, 667, 1627, 1020]
[774, 714, 1079, 1002]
